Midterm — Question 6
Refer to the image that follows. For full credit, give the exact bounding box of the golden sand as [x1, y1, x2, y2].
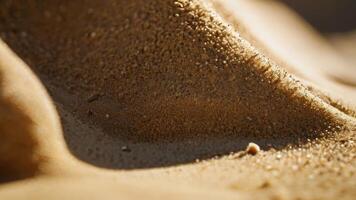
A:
[0, 0, 355, 199]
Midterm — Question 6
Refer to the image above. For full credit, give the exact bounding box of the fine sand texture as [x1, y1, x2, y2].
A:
[0, 0, 355, 199]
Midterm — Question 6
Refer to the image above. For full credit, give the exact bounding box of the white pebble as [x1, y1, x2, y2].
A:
[246, 142, 260, 155]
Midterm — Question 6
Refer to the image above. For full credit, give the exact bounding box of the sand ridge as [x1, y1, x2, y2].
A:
[0, 0, 353, 141]
[0, 0, 355, 199]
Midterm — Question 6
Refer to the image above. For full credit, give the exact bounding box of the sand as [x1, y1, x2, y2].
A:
[0, 0, 355, 199]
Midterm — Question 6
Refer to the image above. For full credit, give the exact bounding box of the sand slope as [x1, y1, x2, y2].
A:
[0, 0, 355, 199]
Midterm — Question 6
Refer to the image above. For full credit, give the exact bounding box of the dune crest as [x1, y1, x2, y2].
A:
[0, 0, 353, 142]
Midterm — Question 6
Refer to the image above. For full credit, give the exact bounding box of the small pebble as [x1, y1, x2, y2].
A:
[121, 146, 131, 152]
[246, 142, 260, 155]
[87, 93, 100, 103]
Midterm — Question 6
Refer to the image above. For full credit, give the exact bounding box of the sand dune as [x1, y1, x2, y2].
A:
[0, 0, 355, 199]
